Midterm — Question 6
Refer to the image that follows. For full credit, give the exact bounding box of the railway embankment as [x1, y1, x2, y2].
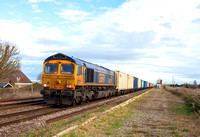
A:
[62, 89, 200, 137]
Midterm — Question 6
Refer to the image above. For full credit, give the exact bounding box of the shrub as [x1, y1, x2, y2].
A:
[22, 82, 42, 91]
[169, 89, 182, 96]
[165, 86, 200, 115]
[184, 96, 200, 114]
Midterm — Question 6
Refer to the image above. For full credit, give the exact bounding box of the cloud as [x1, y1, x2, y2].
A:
[28, 0, 54, 3]
[160, 22, 171, 29]
[98, 7, 112, 10]
[192, 18, 200, 24]
[0, 20, 65, 58]
[56, 9, 91, 22]
[31, 4, 42, 13]
[1, 0, 200, 83]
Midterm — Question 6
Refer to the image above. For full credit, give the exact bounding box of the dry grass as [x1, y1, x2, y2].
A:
[0, 83, 42, 99]
[166, 86, 200, 115]
[166, 87, 200, 96]
[0, 89, 42, 99]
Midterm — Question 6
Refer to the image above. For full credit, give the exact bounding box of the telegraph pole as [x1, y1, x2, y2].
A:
[172, 76, 175, 87]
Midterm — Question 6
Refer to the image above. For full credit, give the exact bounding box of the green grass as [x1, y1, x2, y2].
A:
[184, 96, 200, 114]
[170, 104, 195, 116]
[105, 118, 122, 135]
[171, 123, 181, 137]
[183, 128, 190, 132]
[166, 88, 199, 116]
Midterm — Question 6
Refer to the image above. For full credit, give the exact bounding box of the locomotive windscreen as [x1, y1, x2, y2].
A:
[44, 63, 58, 74]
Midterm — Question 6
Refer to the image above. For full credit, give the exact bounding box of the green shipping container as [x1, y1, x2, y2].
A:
[141, 80, 143, 88]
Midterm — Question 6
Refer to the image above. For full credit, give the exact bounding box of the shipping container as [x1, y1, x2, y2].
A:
[134, 77, 138, 88]
[137, 78, 141, 88]
[147, 82, 149, 87]
[115, 71, 128, 90]
[141, 80, 143, 88]
[127, 75, 134, 89]
[144, 81, 147, 87]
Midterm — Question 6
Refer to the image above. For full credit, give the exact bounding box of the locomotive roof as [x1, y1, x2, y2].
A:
[44, 53, 115, 74]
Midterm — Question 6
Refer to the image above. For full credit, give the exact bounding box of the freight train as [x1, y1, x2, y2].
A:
[40, 53, 153, 105]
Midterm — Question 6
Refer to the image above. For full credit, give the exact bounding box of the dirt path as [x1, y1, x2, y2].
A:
[113, 89, 200, 137]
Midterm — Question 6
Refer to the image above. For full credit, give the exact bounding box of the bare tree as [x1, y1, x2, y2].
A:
[0, 42, 21, 78]
[193, 80, 197, 85]
[37, 72, 42, 82]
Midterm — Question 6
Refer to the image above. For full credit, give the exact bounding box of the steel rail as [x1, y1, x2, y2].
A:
[0, 100, 44, 111]
[0, 107, 65, 128]
[0, 97, 43, 103]
[0, 106, 50, 118]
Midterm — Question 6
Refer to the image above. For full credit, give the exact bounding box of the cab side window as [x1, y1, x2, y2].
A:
[77, 66, 82, 75]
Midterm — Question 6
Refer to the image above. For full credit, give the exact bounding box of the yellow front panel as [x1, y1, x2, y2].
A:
[42, 60, 77, 90]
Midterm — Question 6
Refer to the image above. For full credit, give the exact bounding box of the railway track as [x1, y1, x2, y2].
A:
[0, 97, 43, 103]
[0, 106, 65, 128]
[0, 99, 44, 111]
[0, 89, 149, 129]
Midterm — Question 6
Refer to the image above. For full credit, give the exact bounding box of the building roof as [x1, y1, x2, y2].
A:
[0, 83, 13, 88]
[0, 70, 32, 85]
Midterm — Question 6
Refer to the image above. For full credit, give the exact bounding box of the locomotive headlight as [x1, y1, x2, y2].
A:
[66, 85, 72, 88]
[44, 83, 49, 87]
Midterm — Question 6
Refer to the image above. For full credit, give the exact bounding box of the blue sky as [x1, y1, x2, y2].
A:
[0, 0, 200, 84]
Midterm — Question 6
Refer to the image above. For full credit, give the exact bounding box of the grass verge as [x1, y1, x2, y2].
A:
[165, 88, 200, 116]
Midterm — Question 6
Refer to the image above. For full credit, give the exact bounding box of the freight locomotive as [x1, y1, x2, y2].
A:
[40, 53, 153, 105]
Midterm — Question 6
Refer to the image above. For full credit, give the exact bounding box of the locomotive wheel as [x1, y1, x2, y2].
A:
[86, 96, 89, 103]
[72, 99, 76, 106]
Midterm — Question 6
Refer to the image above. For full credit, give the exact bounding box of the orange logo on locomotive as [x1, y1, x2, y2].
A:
[99, 73, 105, 83]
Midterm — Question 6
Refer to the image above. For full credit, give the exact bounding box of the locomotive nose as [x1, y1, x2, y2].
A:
[56, 79, 61, 84]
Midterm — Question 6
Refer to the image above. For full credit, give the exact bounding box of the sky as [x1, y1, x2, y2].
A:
[0, 0, 200, 84]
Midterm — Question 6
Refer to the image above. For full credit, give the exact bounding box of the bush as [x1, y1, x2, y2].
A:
[165, 86, 200, 115]
[22, 82, 42, 91]
[184, 96, 200, 114]
[32, 82, 42, 90]
[169, 89, 182, 96]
